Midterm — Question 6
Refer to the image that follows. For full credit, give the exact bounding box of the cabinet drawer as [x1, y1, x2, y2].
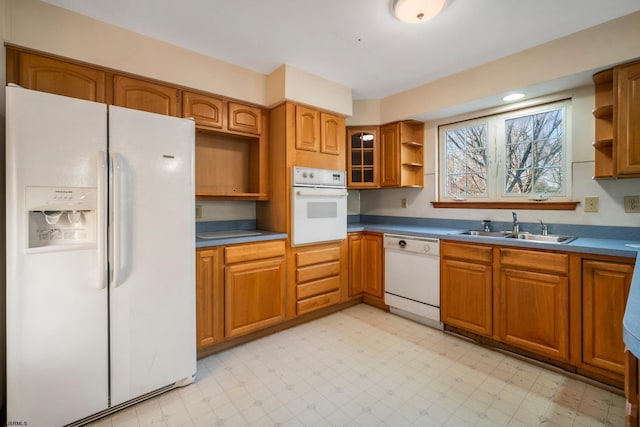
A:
[297, 290, 341, 315]
[297, 276, 341, 300]
[297, 261, 340, 283]
[224, 240, 285, 264]
[500, 248, 568, 275]
[441, 241, 492, 264]
[296, 246, 341, 267]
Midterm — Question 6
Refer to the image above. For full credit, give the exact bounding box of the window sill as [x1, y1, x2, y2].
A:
[430, 201, 580, 210]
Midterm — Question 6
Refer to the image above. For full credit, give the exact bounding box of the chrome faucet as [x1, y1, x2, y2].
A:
[539, 219, 548, 236]
[512, 211, 519, 233]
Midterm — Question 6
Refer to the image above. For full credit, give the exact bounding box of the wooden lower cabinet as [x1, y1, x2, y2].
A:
[498, 248, 570, 362]
[441, 242, 493, 336]
[224, 241, 286, 338]
[499, 268, 569, 361]
[582, 259, 634, 375]
[348, 232, 384, 305]
[196, 248, 223, 350]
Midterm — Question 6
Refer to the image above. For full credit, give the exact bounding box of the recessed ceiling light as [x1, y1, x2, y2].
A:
[503, 93, 525, 102]
[393, 0, 446, 24]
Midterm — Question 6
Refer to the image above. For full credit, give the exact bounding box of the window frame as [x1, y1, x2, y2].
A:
[438, 100, 572, 203]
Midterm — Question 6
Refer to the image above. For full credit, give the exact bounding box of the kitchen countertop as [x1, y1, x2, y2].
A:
[195, 230, 287, 248]
[195, 221, 640, 359]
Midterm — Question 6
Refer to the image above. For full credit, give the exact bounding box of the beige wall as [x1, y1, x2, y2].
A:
[378, 11, 640, 124]
[1, 0, 353, 115]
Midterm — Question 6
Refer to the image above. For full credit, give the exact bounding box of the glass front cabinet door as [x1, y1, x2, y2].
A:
[347, 127, 379, 188]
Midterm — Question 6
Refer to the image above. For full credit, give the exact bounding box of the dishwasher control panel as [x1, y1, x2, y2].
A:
[383, 234, 439, 256]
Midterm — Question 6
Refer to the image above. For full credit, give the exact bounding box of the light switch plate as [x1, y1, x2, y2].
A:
[624, 195, 640, 213]
[195, 204, 202, 219]
[584, 196, 599, 213]
[401, 198, 408, 208]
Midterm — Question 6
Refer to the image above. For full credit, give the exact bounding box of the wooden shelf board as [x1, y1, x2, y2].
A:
[431, 201, 580, 210]
[402, 162, 423, 167]
[593, 139, 613, 148]
[402, 141, 423, 147]
[592, 69, 613, 85]
[592, 105, 613, 118]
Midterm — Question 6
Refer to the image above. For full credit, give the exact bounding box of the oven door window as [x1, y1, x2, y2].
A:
[307, 202, 337, 219]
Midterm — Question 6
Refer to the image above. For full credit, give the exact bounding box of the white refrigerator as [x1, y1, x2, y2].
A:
[6, 86, 197, 426]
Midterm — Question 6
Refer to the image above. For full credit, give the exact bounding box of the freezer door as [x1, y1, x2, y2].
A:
[108, 106, 196, 406]
[5, 87, 109, 426]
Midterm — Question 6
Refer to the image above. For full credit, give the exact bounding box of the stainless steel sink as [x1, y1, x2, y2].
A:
[505, 233, 576, 244]
[461, 230, 512, 237]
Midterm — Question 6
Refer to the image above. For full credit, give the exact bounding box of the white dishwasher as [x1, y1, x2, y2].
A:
[384, 234, 442, 329]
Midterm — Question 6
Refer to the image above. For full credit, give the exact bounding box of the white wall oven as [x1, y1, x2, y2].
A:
[291, 166, 347, 246]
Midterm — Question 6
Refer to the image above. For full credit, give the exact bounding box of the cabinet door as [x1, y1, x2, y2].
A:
[380, 123, 400, 187]
[347, 128, 379, 188]
[196, 248, 223, 350]
[616, 60, 640, 176]
[295, 105, 320, 152]
[225, 257, 286, 338]
[320, 112, 344, 155]
[441, 258, 493, 336]
[348, 234, 364, 297]
[363, 233, 383, 298]
[583, 259, 634, 374]
[499, 268, 569, 361]
[17, 52, 106, 102]
[182, 90, 224, 130]
[113, 75, 179, 116]
[228, 102, 262, 135]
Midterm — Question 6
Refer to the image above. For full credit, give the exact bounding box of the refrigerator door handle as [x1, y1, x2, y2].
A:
[97, 151, 108, 290]
[111, 152, 123, 288]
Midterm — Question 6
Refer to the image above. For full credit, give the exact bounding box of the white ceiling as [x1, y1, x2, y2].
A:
[42, 0, 640, 100]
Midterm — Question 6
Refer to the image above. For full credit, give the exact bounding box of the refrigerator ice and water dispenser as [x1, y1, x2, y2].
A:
[26, 186, 97, 249]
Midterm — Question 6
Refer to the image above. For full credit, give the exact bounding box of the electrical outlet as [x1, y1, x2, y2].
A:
[401, 198, 408, 208]
[624, 195, 640, 213]
[195, 204, 202, 219]
[584, 196, 599, 213]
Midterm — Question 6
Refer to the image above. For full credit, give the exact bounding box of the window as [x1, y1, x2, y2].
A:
[439, 101, 570, 202]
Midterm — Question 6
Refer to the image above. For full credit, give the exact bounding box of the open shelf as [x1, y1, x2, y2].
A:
[195, 130, 265, 198]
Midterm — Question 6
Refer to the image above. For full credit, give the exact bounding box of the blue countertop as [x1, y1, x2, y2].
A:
[195, 230, 287, 248]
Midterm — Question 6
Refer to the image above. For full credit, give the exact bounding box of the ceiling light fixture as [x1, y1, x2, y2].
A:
[393, 0, 446, 23]
[503, 93, 525, 102]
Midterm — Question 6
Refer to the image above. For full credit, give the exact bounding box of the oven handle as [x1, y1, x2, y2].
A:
[295, 190, 349, 197]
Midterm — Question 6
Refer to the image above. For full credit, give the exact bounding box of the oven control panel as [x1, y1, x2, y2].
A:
[292, 166, 346, 188]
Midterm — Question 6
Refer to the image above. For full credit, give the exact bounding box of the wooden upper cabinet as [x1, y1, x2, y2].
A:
[112, 75, 179, 116]
[380, 123, 400, 187]
[182, 90, 224, 130]
[320, 112, 344, 155]
[616, 60, 640, 176]
[11, 51, 106, 103]
[228, 102, 262, 135]
[296, 105, 321, 152]
[347, 127, 379, 188]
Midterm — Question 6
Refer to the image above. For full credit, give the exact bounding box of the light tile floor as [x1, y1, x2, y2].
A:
[90, 304, 625, 426]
